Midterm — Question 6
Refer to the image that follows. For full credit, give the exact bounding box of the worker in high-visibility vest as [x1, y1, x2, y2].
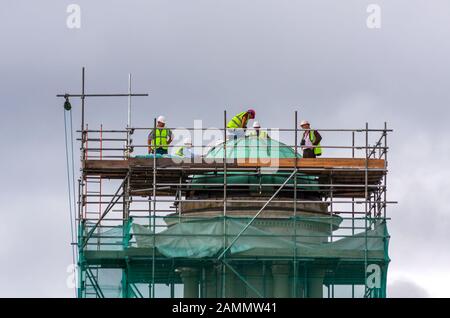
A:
[175, 138, 194, 158]
[148, 115, 173, 155]
[247, 121, 269, 139]
[300, 120, 322, 158]
[227, 109, 256, 139]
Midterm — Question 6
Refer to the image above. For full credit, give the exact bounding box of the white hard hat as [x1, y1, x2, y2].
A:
[157, 115, 166, 124]
[184, 137, 192, 146]
[253, 121, 261, 128]
[300, 120, 310, 126]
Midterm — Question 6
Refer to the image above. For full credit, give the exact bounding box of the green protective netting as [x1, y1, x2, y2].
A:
[83, 223, 124, 251]
[130, 218, 389, 261]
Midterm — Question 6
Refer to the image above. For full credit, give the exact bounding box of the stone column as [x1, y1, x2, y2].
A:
[272, 264, 290, 298]
[179, 268, 199, 298]
[308, 268, 325, 298]
[244, 265, 264, 298]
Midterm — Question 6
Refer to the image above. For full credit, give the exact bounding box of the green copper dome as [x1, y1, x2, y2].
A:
[190, 136, 318, 191]
[207, 135, 301, 159]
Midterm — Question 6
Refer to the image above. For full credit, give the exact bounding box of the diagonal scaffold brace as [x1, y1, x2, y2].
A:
[217, 169, 298, 260]
[81, 171, 130, 250]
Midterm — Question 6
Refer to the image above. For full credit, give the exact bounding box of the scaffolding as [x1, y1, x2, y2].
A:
[59, 68, 394, 298]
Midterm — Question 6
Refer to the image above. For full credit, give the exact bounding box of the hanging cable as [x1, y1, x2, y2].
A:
[69, 108, 78, 259]
[63, 97, 77, 297]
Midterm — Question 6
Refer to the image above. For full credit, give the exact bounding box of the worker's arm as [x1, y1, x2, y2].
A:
[148, 139, 153, 153]
[313, 130, 322, 145]
[148, 131, 153, 154]
[300, 131, 306, 147]
[167, 129, 173, 145]
[241, 113, 249, 128]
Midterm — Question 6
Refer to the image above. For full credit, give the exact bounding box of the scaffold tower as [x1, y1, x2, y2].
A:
[60, 68, 393, 298]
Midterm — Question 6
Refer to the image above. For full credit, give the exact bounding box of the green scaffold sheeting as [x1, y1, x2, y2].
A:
[131, 218, 389, 261]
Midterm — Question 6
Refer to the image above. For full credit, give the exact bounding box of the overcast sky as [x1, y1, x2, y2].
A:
[0, 0, 449, 297]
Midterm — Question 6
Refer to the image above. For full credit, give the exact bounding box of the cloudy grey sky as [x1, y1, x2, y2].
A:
[0, 0, 449, 297]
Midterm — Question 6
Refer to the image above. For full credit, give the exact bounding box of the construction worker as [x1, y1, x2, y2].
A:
[148, 115, 173, 155]
[175, 138, 194, 158]
[247, 121, 269, 139]
[227, 109, 256, 139]
[300, 120, 322, 158]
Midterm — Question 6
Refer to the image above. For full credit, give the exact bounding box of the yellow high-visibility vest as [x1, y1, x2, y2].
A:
[309, 130, 322, 156]
[227, 111, 248, 129]
[151, 128, 170, 150]
[175, 146, 184, 156]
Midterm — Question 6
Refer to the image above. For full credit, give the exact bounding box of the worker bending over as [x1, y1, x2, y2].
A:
[300, 120, 322, 158]
[175, 138, 195, 158]
[148, 115, 173, 155]
[227, 109, 256, 139]
[247, 121, 269, 139]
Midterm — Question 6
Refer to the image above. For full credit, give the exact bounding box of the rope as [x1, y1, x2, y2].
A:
[69, 110, 77, 255]
[64, 108, 77, 297]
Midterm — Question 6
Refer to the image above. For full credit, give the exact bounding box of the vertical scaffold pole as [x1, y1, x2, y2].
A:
[77, 178, 83, 298]
[97, 125, 103, 254]
[79, 69, 86, 292]
[81, 68, 87, 236]
[99, 125, 103, 220]
[148, 199, 152, 297]
[293, 110, 298, 298]
[382, 123, 389, 298]
[222, 110, 227, 298]
[83, 125, 88, 221]
[352, 131, 355, 236]
[364, 122, 369, 295]
[128, 74, 132, 129]
[127, 74, 132, 159]
[81, 67, 85, 133]
[122, 167, 131, 297]
[383, 122, 387, 220]
[178, 175, 182, 221]
[152, 117, 157, 298]
[330, 173, 334, 243]
[352, 131, 355, 298]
